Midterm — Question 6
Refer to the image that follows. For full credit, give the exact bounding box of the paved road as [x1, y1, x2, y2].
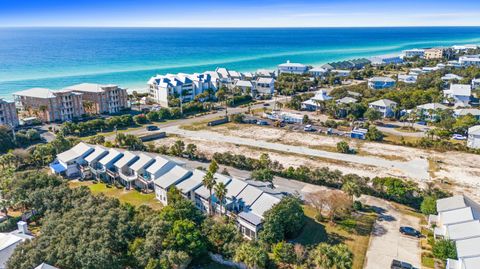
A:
[360, 195, 421, 269]
[162, 125, 430, 181]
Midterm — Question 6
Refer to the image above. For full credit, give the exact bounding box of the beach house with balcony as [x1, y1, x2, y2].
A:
[194, 173, 232, 214]
[443, 84, 472, 107]
[255, 77, 275, 96]
[0, 99, 19, 128]
[368, 77, 396, 90]
[143, 156, 177, 190]
[368, 99, 397, 118]
[467, 126, 480, 149]
[50, 142, 94, 177]
[112, 151, 140, 188]
[403, 48, 425, 58]
[459, 55, 480, 67]
[237, 192, 281, 240]
[154, 165, 192, 205]
[277, 61, 308, 74]
[65, 83, 128, 114]
[175, 169, 205, 202]
[424, 48, 445, 59]
[301, 89, 332, 111]
[234, 80, 255, 95]
[83, 146, 109, 179]
[13, 88, 84, 123]
[98, 149, 124, 181]
[129, 153, 155, 188]
[428, 195, 480, 269]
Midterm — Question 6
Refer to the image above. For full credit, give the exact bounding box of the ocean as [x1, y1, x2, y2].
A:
[1, 27, 480, 99]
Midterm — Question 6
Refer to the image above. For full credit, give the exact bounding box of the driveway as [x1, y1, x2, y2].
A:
[162, 125, 429, 181]
[360, 195, 421, 269]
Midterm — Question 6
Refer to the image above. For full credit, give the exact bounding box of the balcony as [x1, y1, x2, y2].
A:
[119, 170, 137, 182]
[137, 174, 152, 185]
[106, 168, 118, 179]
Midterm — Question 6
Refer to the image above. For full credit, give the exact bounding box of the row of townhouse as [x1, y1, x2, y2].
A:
[428, 195, 480, 269]
[51, 143, 284, 239]
[147, 68, 276, 107]
[12, 83, 128, 123]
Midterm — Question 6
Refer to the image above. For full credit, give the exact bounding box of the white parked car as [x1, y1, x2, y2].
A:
[452, 134, 467, 140]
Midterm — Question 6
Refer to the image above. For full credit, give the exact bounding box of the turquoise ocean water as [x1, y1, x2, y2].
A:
[1, 27, 480, 99]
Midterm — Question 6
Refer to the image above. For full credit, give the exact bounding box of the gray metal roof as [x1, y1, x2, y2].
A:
[57, 142, 93, 163]
[113, 151, 138, 169]
[99, 149, 122, 166]
[437, 195, 467, 212]
[236, 185, 263, 207]
[176, 169, 205, 193]
[250, 192, 280, 217]
[238, 211, 263, 226]
[84, 146, 108, 163]
[130, 153, 154, 172]
[154, 165, 191, 189]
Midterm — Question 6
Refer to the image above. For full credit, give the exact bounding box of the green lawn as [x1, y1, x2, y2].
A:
[295, 206, 377, 269]
[69, 181, 163, 210]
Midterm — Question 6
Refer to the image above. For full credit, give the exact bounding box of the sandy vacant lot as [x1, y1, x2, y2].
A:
[157, 124, 480, 200]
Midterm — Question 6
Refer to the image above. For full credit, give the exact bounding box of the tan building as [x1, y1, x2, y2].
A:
[0, 99, 19, 127]
[13, 88, 84, 123]
[424, 48, 444, 60]
[66, 83, 128, 114]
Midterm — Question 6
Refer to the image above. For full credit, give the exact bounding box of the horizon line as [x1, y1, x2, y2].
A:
[2, 25, 480, 29]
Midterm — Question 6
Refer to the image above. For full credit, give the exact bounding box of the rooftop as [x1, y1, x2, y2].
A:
[57, 142, 93, 163]
[66, 83, 119, 93]
[437, 195, 468, 212]
[369, 99, 397, 107]
[154, 165, 191, 189]
[129, 153, 154, 172]
[113, 151, 138, 169]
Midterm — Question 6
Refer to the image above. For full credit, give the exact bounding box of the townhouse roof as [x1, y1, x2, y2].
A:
[65, 83, 118, 93]
[194, 173, 231, 199]
[99, 149, 123, 166]
[225, 178, 249, 198]
[446, 220, 480, 241]
[235, 80, 253, 88]
[368, 76, 395, 83]
[250, 192, 281, 217]
[146, 156, 173, 175]
[463, 257, 480, 269]
[441, 207, 474, 226]
[238, 211, 263, 226]
[417, 103, 449, 110]
[369, 99, 397, 107]
[84, 146, 108, 163]
[437, 195, 468, 212]
[154, 165, 191, 189]
[441, 74, 463, 81]
[456, 237, 480, 258]
[469, 125, 480, 135]
[130, 153, 154, 172]
[176, 169, 205, 194]
[113, 151, 138, 169]
[57, 142, 93, 163]
[309, 67, 328, 73]
[236, 185, 263, 207]
[256, 77, 275, 84]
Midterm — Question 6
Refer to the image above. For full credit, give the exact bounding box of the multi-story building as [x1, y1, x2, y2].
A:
[443, 84, 472, 107]
[0, 99, 19, 127]
[424, 48, 445, 59]
[468, 126, 480, 149]
[368, 77, 396, 90]
[459, 55, 480, 67]
[277, 61, 308, 74]
[66, 83, 128, 114]
[403, 48, 425, 58]
[368, 99, 398, 118]
[148, 73, 214, 107]
[13, 88, 84, 123]
[255, 77, 275, 96]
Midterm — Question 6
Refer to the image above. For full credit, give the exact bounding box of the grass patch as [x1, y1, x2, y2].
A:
[69, 181, 163, 210]
[295, 206, 376, 269]
[394, 127, 419, 133]
[422, 253, 435, 268]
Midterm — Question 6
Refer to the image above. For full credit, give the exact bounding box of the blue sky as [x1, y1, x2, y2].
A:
[1, 0, 480, 27]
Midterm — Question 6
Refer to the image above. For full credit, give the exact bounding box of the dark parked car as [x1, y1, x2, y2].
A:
[399, 226, 421, 238]
[263, 103, 270, 106]
[391, 259, 413, 269]
[146, 125, 159, 131]
[257, 120, 269, 126]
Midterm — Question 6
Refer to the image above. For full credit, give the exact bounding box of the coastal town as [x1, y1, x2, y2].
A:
[1, 42, 480, 269]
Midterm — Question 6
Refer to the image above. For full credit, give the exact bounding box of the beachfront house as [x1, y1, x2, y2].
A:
[301, 89, 332, 111]
[403, 48, 425, 58]
[443, 84, 472, 107]
[277, 61, 308, 74]
[368, 77, 396, 90]
[398, 74, 417, 84]
[65, 83, 128, 114]
[459, 55, 480, 67]
[308, 67, 329, 78]
[13, 88, 84, 123]
[50, 142, 94, 177]
[428, 195, 480, 269]
[112, 151, 140, 188]
[468, 126, 480, 149]
[368, 99, 397, 118]
[254, 77, 275, 96]
[154, 165, 192, 205]
[147, 73, 214, 107]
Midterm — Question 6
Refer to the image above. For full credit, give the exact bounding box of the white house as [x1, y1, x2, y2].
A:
[398, 74, 417, 84]
[441, 74, 463, 82]
[308, 67, 329, 78]
[467, 126, 480, 149]
[454, 109, 480, 120]
[112, 151, 140, 188]
[368, 77, 396, 90]
[331, 69, 351, 77]
[143, 156, 177, 190]
[234, 80, 255, 95]
[301, 89, 332, 111]
[256, 69, 276, 78]
[368, 99, 397, 117]
[417, 103, 449, 121]
[278, 61, 308, 74]
[403, 48, 425, 58]
[83, 146, 109, 179]
[369, 56, 403, 66]
[50, 142, 94, 177]
[129, 153, 156, 187]
[0, 222, 33, 269]
[97, 149, 124, 181]
[429, 195, 480, 269]
[443, 84, 472, 107]
[154, 165, 192, 205]
[237, 192, 280, 240]
[255, 77, 275, 96]
[459, 55, 480, 67]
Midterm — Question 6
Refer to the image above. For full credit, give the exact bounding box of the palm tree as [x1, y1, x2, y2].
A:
[214, 182, 227, 216]
[341, 180, 361, 203]
[202, 171, 216, 215]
